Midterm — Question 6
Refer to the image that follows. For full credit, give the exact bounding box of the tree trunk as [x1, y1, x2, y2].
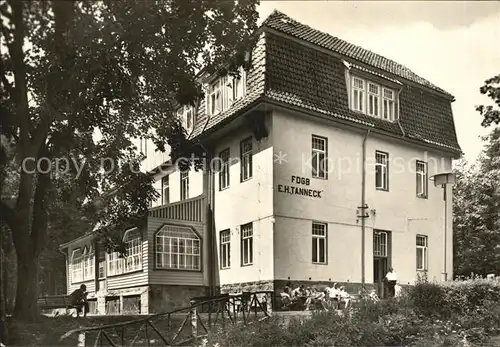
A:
[0, 227, 7, 344]
[13, 245, 40, 321]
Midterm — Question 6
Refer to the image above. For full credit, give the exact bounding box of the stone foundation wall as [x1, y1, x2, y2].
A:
[220, 280, 274, 294]
[149, 285, 209, 313]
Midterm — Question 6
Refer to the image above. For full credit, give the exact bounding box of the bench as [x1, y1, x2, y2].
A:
[37, 295, 85, 316]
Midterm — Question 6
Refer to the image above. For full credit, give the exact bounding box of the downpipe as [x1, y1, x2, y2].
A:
[361, 129, 371, 286]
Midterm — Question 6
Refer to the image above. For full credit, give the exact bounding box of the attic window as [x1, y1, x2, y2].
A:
[177, 105, 195, 133]
[206, 68, 247, 116]
[349, 75, 398, 121]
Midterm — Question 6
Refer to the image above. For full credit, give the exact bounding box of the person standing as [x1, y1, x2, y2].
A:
[385, 268, 397, 298]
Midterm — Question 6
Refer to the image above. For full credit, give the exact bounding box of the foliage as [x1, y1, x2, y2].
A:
[0, 0, 259, 321]
[453, 127, 500, 277]
[207, 279, 500, 347]
[476, 74, 500, 127]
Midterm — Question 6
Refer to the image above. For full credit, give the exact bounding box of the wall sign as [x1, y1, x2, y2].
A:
[277, 175, 323, 198]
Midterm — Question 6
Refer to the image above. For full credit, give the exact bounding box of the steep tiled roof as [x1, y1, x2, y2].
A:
[188, 10, 461, 155]
[263, 10, 452, 97]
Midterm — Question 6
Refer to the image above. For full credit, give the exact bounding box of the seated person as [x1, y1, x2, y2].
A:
[326, 283, 340, 310]
[338, 286, 351, 309]
[69, 284, 89, 317]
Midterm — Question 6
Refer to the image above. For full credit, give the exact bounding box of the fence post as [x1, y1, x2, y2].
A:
[266, 292, 272, 316]
[190, 300, 198, 338]
[77, 332, 85, 347]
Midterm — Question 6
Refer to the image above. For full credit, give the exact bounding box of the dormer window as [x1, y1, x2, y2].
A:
[207, 69, 247, 116]
[350, 75, 397, 121]
[177, 105, 195, 133]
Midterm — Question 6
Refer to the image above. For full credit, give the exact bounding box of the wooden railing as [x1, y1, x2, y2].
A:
[59, 291, 273, 347]
[149, 195, 206, 223]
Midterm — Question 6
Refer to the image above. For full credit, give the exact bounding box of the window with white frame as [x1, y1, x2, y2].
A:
[180, 171, 189, 200]
[416, 161, 428, 198]
[382, 88, 395, 121]
[219, 148, 230, 190]
[208, 79, 222, 115]
[368, 83, 380, 117]
[155, 225, 201, 270]
[241, 223, 253, 266]
[350, 75, 397, 121]
[227, 70, 246, 106]
[139, 138, 147, 157]
[98, 248, 106, 278]
[240, 137, 253, 182]
[220, 230, 231, 269]
[71, 248, 83, 283]
[416, 235, 428, 270]
[107, 251, 123, 276]
[82, 246, 94, 281]
[352, 77, 365, 112]
[375, 151, 389, 191]
[124, 229, 142, 272]
[177, 105, 195, 132]
[162, 175, 170, 205]
[373, 231, 388, 257]
[312, 135, 327, 179]
[312, 222, 327, 264]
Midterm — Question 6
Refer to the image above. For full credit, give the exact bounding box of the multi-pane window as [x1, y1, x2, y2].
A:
[177, 105, 195, 131]
[208, 80, 222, 115]
[312, 135, 327, 179]
[352, 77, 365, 112]
[220, 230, 231, 269]
[107, 251, 122, 276]
[228, 71, 246, 106]
[350, 75, 397, 121]
[373, 231, 388, 257]
[124, 229, 142, 272]
[98, 249, 106, 278]
[375, 151, 389, 191]
[219, 148, 230, 190]
[82, 246, 94, 281]
[180, 171, 189, 200]
[162, 175, 170, 205]
[240, 137, 253, 182]
[416, 235, 428, 270]
[416, 161, 428, 198]
[241, 223, 253, 266]
[71, 249, 83, 283]
[312, 222, 327, 264]
[382, 88, 395, 121]
[368, 83, 380, 117]
[155, 225, 201, 270]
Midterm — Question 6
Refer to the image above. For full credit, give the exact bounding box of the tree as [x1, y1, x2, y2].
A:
[453, 127, 500, 277]
[476, 74, 500, 127]
[0, 0, 258, 321]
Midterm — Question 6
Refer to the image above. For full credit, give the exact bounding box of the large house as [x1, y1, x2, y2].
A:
[59, 10, 462, 315]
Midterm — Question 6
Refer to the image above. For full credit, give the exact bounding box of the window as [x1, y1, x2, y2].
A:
[368, 83, 380, 117]
[177, 105, 195, 132]
[71, 249, 83, 283]
[312, 222, 327, 264]
[312, 135, 327, 179]
[124, 229, 142, 272]
[352, 77, 365, 112]
[155, 225, 201, 270]
[180, 171, 189, 200]
[82, 246, 94, 281]
[162, 175, 170, 205]
[107, 251, 122, 276]
[208, 80, 222, 115]
[240, 137, 253, 182]
[219, 148, 230, 190]
[220, 230, 231, 269]
[375, 151, 389, 191]
[382, 88, 395, 121]
[373, 231, 388, 257]
[98, 249, 106, 278]
[241, 223, 253, 266]
[416, 161, 428, 198]
[350, 75, 397, 121]
[416, 235, 428, 271]
[227, 71, 246, 107]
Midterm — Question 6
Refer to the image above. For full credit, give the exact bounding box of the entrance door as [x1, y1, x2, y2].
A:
[373, 230, 391, 298]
